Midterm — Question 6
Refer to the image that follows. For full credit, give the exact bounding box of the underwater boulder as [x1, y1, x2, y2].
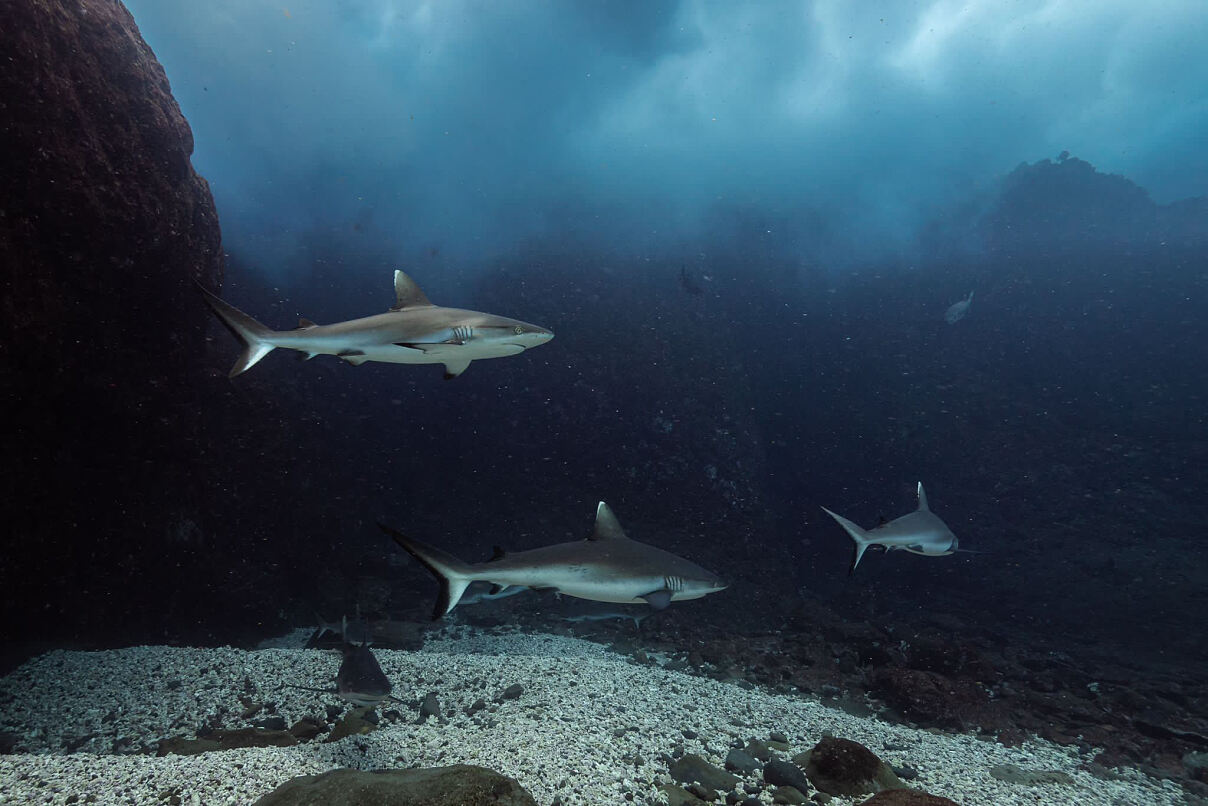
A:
[857, 791, 960, 806]
[0, 0, 225, 649]
[251, 765, 537, 806]
[795, 736, 903, 797]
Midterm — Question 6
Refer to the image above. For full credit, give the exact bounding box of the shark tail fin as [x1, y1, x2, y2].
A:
[821, 506, 874, 575]
[195, 282, 276, 377]
[378, 523, 476, 620]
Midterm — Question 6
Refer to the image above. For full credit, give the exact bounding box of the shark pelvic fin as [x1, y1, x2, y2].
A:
[821, 506, 873, 575]
[195, 282, 276, 377]
[390, 270, 433, 311]
[379, 523, 475, 620]
[590, 501, 630, 541]
[916, 482, 930, 511]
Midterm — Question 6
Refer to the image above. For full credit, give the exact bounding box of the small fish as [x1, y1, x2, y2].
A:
[561, 610, 650, 629]
[944, 291, 974, 324]
[381, 501, 727, 620]
[822, 483, 965, 573]
[197, 270, 553, 379]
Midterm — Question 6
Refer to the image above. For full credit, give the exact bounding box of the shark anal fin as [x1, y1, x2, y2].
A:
[338, 349, 369, 366]
[640, 590, 674, 610]
[390, 270, 433, 311]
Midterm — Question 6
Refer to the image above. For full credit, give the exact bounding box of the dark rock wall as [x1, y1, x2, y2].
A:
[0, 0, 223, 649]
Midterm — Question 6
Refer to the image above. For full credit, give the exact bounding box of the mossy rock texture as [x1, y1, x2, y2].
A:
[795, 736, 903, 797]
[252, 765, 537, 806]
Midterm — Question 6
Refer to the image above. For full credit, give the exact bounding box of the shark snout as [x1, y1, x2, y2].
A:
[504, 325, 554, 350]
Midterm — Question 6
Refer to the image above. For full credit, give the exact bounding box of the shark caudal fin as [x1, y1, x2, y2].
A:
[821, 506, 875, 574]
[378, 523, 476, 620]
[195, 283, 276, 377]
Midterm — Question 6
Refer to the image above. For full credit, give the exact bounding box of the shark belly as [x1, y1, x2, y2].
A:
[272, 332, 433, 365]
[470, 564, 666, 605]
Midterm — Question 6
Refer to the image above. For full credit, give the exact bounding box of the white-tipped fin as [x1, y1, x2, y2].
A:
[590, 501, 630, 541]
[917, 482, 930, 511]
[821, 506, 874, 574]
[390, 270, 432, 311]
[378, 524, 476, 619]
[196, 283, 277, 377]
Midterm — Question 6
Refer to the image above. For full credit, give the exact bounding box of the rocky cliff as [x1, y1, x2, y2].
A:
[0, 0, 223, 651]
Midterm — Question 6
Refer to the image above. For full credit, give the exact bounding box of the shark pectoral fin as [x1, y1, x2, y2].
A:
[443, 359, 471, 380]
[640, 590, 674, 610]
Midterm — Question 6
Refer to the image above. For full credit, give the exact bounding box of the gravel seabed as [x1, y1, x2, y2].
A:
[0, 628, 1186, 806]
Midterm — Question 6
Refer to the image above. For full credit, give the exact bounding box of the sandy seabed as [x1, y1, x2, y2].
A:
[0, 628, 1186, 806]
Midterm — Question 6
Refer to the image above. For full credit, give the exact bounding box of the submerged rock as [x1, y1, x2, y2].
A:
[2, 0, 224, 648]
[252, 765, 537, 806]
[668, 753, 739, 793]
[796, 736, 903, 797]
[157, 728, 297, 756]
[858, 792, 960, 806]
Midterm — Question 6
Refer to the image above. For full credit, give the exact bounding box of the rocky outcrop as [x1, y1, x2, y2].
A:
[252, 766, 538, 806]
[0, 0, 223, 648]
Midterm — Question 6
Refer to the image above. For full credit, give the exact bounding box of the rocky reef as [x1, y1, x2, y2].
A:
[0, 0, 223, 653]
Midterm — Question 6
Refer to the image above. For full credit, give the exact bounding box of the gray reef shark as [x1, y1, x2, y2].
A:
[380, 502, 727, 619]
[944, 290, 974, 324]
[822, 482, 962, 573]
[198, 270, 554, 379]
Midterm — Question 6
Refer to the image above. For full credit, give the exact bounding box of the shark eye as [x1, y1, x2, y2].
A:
[513, 325, 524, 335]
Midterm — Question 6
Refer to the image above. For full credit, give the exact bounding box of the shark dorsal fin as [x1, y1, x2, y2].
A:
[489, 546, 507, 562]
[590, 501, 630, 541]
[391, 270, 432, 311]
[298, 317, 317, 329]
[917, 482, 930, 511]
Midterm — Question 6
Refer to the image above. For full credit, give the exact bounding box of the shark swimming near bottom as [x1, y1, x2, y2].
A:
[821, 482, 964, 573]
[198, 270, 554, 379]
[380, 502, 727, 620]
[291, 620, 394, 708]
